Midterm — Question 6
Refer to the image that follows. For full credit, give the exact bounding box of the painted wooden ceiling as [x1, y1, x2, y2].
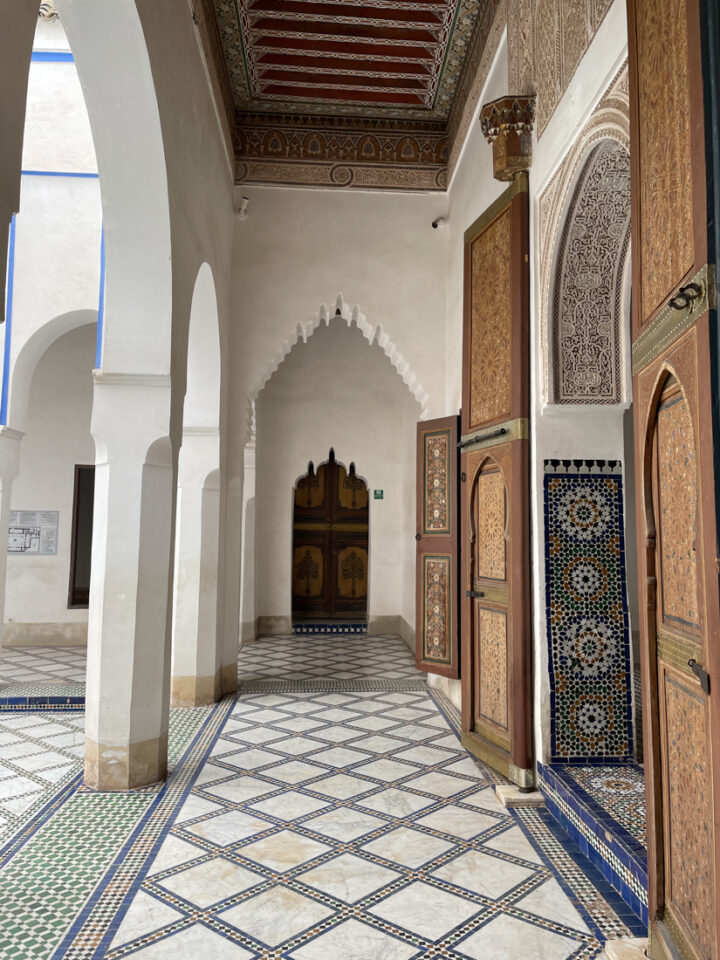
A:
[212, 0, 485, 121]
[199, 0, 498, 189]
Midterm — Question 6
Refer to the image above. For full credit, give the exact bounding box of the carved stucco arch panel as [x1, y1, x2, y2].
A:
[245, 293, 431, 444]
[538, 64, 630, 404]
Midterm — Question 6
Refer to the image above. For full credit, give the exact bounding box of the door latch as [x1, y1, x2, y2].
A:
[688, 658, 711, 694]
[466, 590, 485, 599]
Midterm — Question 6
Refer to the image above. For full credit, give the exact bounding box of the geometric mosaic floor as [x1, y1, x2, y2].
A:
[0, 647, 86, 685]
[0, 637, 646, 958]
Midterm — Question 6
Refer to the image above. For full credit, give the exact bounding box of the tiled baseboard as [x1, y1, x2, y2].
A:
[538, 762, 648, 925]
[292, 622, 368, 635]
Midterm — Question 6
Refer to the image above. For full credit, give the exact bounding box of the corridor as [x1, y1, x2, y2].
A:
[0, 636, 644, 959]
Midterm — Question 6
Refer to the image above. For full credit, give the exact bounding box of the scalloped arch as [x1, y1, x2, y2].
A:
[246, 294, 431, 441]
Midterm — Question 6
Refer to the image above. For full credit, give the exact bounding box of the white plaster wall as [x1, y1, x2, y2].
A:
[230, 185, 449, 430]
[254, 319, 420, 630]
[529, 0, 631, 764]
[5, 324, 95, 637]
[5, 19, 101, 433]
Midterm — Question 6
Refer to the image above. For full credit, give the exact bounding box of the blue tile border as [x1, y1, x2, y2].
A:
[538, 761, 648, 924]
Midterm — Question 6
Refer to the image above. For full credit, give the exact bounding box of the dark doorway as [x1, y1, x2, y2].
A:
[292, 449, 368, 621]
[68, 464, 94, 608]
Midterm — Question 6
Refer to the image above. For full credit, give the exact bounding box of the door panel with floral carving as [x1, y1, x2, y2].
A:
[292, 450, 368, 620]
[415, 416, 460, 678]
[460, 176, 532, 787]
[628, 0, 720, 955]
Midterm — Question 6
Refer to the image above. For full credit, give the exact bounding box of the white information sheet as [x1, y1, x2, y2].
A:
[8, 510, 59, 555]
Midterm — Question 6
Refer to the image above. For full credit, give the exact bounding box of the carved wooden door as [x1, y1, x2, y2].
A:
[628, 0, 720, 955]
[415, 416, 460, 677]
[459, 175, 532, 787]
[292, 450, 369, 620]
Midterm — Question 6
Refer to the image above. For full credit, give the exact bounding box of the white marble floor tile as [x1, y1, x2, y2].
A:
[483, 824, 545, 865]
[157, 857, 263, 908]
[185, 810, 270, 847]
[203, 775, 276, 805]
[347, 716, 398, 731]
[303, 807, 386, 842]
[394, 745, 457, 766]
[310, 746, 372, 768]
[110, 891, 184, 948]
[516, 878, 591, 932]
[270, 736, 327, 757]
[308, 773, 376, 800]
[312, 708, 360, 722]
[356, 759, 420, 782]
[356, 787, 435, 818]
[455, 913, 580, 960]
[220, 885, 333, 947]
[146, 835, 204, 877]
[416, 804, 500, 840]
[194, 763, 237, 786]
[298, 852, 399, 903]
[460, 787, 506, 813]
[238, 828, 330, 871]
[361, 826, 453, 868]
[174, 794, 224, 824]
[274, 717, 327, 733]
[126, 923, 255, 958]
[404, 772, 475, 797]
[369, 879, 482, 941]
[220, 748, 279, 771]
[288, 918, 419, 960]
[352, 735, 409, 754]
[249, 789, 329, 820]
[431, 849, 534, 899]
[312, 726, 361, 743]
[263, 760, 326, 783]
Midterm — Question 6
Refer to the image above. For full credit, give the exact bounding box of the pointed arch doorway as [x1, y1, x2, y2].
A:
[292, 449, 369, 622]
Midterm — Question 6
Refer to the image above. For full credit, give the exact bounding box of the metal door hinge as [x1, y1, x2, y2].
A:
[466, 590, 485, 599]
[688, 658, 711, 694]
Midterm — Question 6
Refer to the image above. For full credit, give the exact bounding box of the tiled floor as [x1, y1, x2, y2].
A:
[0, 647, 86, 686]
[0, 638, 646, 958]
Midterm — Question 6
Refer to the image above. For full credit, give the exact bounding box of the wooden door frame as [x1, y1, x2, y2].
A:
[458, 175, 533, 788]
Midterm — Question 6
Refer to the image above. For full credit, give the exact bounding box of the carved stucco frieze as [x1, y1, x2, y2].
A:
[552, 139, 630, 403]
[538, 64, 630, 403]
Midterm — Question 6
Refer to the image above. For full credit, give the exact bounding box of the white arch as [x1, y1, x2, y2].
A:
[55, 0, 172, 377]
[8, 308, 96, 432]
[184, 263, 221, 431]
[246, 294, 431, 428]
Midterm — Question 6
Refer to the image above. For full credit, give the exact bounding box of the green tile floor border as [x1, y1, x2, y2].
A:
[53, 699, 233, 960]
[0, 704, 214, 960]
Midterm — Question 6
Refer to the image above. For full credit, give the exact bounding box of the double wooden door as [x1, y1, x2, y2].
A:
[292, 450, 369, 620]
[628, 0, 720, 955]
[459, 176, 533, 787]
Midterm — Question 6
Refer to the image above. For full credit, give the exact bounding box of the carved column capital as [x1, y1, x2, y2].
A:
[480, 95, 536, 181]
[38, 1, 59, 20]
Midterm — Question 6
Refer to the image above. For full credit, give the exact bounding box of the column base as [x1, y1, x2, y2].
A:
[170, 672, 221, 707]
[221, 661, 238, 696]
[84, 732, 168, 791]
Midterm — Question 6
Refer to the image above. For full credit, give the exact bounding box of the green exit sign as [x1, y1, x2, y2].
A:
[374, 489, 384, 500]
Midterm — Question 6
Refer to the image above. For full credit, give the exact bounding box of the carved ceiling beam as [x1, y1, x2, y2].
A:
[480, 95, 536, 181]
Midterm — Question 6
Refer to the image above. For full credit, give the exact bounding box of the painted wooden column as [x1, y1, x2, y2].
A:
[84, 374, 176, 791]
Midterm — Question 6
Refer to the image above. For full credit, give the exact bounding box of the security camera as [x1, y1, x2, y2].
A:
[237, 196, 250, 220]
[432, 216, 448, 229]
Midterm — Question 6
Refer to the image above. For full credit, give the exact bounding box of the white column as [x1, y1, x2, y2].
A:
[0, 428, 23, 660]
[85, 374, 176, 791]
[239, 440, 256, 644]
[170, 429, 222, 705]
